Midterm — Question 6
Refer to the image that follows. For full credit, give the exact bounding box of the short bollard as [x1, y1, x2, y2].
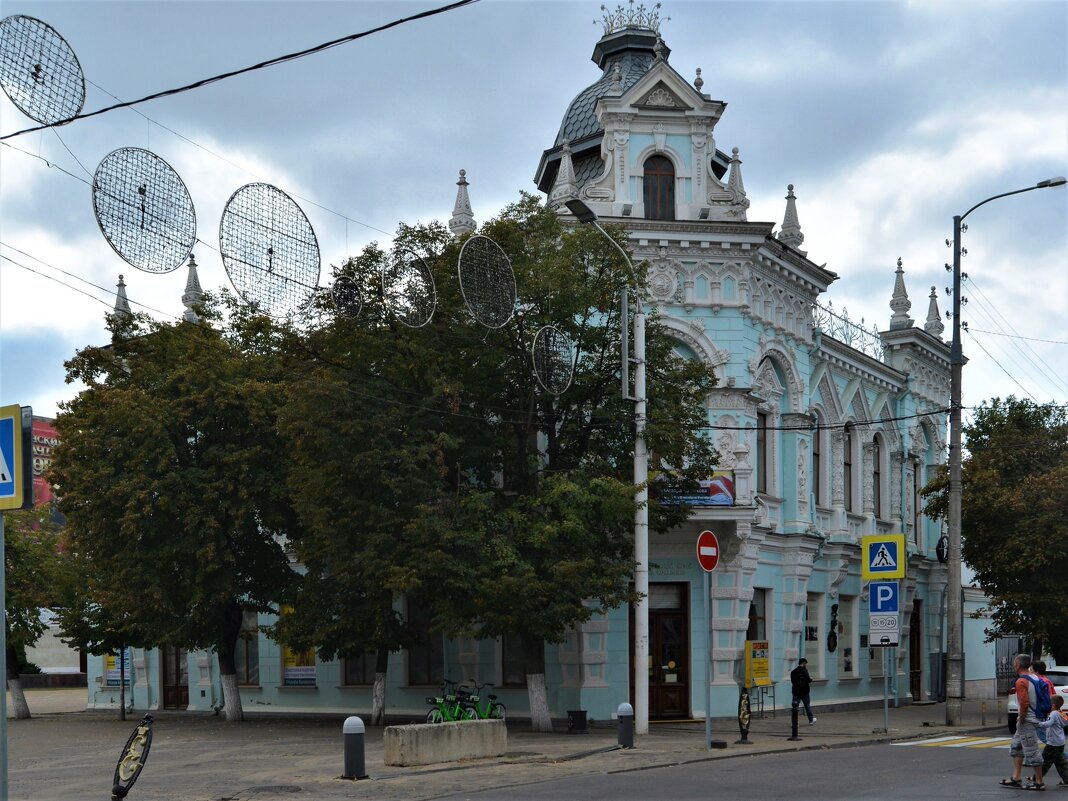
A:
[342, 716, 368, 780]
[617, 702, 634, 748]
[788, 703, 801, 741]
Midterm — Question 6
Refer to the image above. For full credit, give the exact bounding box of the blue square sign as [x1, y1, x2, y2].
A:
[869, 581, 900, 614]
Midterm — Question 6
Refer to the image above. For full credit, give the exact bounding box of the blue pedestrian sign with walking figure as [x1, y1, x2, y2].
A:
[861, 534, 906, 580]
[0, 404, 28, 510]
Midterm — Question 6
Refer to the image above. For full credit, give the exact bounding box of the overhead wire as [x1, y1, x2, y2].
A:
[0, 0, 480, 142]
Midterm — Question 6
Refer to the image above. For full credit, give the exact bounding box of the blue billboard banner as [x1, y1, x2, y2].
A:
[660, 471, 735, 507]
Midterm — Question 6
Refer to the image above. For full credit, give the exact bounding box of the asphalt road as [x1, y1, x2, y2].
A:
[443, 740, 1063, 801]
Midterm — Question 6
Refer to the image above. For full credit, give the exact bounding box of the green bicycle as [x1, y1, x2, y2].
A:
[425, 680, 477, 723]
[464, 680, 506, 721]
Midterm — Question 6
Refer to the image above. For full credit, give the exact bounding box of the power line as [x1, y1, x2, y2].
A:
[0, 0, 479, 142]
[967, 327, 1068, 346]
[967, 332, 1040, 403]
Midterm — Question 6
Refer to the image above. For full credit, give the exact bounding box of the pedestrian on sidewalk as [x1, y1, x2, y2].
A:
[790, 657, 815, 725]
[1001, 653, 1045, 791]
[1033, 662, 1058, 745]
[1037, 696, 1068, 788]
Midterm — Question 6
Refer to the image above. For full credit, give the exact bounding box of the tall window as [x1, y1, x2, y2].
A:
[235, 608, 259, 686]
[838, 596, 856, 678]
[804, 594, 822, 676]
[843, 425, 854, 512]
[501, 635, 528, 688]
[872, 437, 882, 518]
[756, 412, 768, 494]
[643, 155, 675, 220]
[913, 462, 923, 547]
[407, 598, 444, 686]
[746, 588, 767, 641]
[812, 425, 822, 506]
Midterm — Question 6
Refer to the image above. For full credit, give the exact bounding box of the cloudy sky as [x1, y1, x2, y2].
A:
[1, 0, 1065, 423]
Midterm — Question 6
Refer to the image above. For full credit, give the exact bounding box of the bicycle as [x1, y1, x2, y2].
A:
[464, 679, 506, 721]
[425, 679, 477, 723]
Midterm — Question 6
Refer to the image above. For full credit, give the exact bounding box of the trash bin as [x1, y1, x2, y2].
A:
[567, 709, 588, 734]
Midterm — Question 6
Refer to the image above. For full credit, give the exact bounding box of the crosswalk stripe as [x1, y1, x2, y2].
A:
[893, 736, 1012, 749]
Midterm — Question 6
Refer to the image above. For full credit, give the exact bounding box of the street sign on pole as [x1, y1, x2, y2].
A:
[869, 581, 900, 614]
[696, 530, 720, 573]
[861, 534, 906, 581]
[0, 404, 28, 510]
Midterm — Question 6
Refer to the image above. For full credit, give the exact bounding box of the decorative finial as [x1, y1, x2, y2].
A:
[182, 252, 204, 323]
[449, 168, 476, 237]
[889, 256, 913, 330]
[694, 67, 703, 92]
[925, 285, 945, 338]
[600, 1, 665, 36]
[610, 62, 623, 94]
[113, 273, 132, 317]
[550, 140, 579, 212]
[777, 183, 805, 251]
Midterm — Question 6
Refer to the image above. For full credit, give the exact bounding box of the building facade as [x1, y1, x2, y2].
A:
[86, 10, 975, 721]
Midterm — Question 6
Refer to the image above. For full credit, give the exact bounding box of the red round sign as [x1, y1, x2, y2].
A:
[696, 530, 720, 573]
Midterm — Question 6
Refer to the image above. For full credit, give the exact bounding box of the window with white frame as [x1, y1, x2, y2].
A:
[804, 593, 822, 677]
[747, 588, 768, 642]
[838, 596, 857, 678]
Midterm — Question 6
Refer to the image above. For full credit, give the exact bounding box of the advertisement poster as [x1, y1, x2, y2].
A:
[745, 640, 771, 687]
[282, 645, 316, 686]
[105, 648, 132, 686]
[661, 471, 735, 507]
[31, 417, 59, 506]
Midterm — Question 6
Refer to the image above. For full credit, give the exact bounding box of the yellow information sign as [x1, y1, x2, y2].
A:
[0, 404, 27, 510]
[745, 639, 771, 687]
[861, 534, 906, 581]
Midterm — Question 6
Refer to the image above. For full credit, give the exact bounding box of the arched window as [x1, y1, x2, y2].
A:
[643, 155, 675, 220]
[872, 436, 882, 518]
[756, 411, 768, 494]
[812, 415, 824, 507]
[843, 425, 854, 512]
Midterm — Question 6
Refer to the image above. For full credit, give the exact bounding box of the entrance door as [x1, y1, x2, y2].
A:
[650, 608, 690, 718]
[909, 601, 922, 700]
[162, 646, 189, 709]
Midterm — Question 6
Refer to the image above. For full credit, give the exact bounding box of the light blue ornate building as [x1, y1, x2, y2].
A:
[86, 8, 962, 723]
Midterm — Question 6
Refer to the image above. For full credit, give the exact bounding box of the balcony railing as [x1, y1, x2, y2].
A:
[813, 301, 884, 361]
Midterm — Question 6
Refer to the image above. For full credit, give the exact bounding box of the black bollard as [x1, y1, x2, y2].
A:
[735, 687, 752, 745]
[788, 702, 801, 741]
[617, 702, 634, 748]
[342, 716, 369, 780]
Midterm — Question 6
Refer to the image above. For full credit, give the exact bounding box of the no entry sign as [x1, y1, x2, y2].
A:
[696, 530, 720, 573]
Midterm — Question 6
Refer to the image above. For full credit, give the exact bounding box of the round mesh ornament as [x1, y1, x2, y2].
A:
[382, 248, 436, 328]
[218, 183, 320, 318]
[457, 235, 516, 329]
[0, 15, 85, 125]
[331, 275, 362, 319]
[92, 147, 196, 274]
[532, 325, 575, 395]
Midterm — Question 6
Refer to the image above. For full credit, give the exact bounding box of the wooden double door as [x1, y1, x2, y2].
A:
[633, 583, 691, 719]
[161, 646, 189, 710]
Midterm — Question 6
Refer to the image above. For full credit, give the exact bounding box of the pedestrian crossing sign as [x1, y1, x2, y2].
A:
[0, 404, 27, 510]
[861, 534, 906, 580]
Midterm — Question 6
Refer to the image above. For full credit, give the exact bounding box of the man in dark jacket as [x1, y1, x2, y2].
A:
[790, 657, 816, 725]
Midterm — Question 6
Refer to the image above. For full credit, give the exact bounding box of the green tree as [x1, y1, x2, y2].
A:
[922, 397, 1068, 662]
[3, 504, 69, 719]
[404, 195, 719, 729]
[50, 300, 299, 721]
[273, 222, 459, 724]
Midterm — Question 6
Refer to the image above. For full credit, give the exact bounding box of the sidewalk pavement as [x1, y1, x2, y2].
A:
[6, 689, 1011, 801]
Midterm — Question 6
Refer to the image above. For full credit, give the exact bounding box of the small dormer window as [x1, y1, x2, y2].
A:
[643, 155, 675, 220]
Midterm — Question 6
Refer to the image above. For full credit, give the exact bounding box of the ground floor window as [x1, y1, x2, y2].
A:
[282, 644, 316, 687]
[837, 596, 856, 678]
[235, 608, 259, 686]
[343, 652, 376, 686]
[746, 588, 768, 642]
[804, 593, 822, 676]
[501, 634, 528, 688]
[406, 598, 444, 687]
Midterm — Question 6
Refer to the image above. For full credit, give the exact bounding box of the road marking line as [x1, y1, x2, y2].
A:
[893, 735, 972, 746]
[946, 737, 1009, 747]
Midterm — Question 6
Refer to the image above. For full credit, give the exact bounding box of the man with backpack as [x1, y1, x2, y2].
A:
[1001, 653, 1050, 791]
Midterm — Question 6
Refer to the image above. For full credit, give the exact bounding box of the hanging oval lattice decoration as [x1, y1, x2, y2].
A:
[382, 248, 436, 328]
[331, 275, 362, 319]
[91, 147, 196, 274]
[218, 183, 320, 318]
[0, 15, 85, 125]
[457, 234, 516, 329]
[532, 325, 576, 395]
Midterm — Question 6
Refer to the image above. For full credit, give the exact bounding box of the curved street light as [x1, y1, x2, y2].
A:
[565, 197, 651, 736]
[945, 176, 1065, 727]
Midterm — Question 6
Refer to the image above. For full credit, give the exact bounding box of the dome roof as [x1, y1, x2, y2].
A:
[553, 28, 665, 148]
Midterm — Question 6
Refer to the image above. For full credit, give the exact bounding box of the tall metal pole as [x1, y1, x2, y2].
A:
[944, 177, 1065, 728]
[946, 213, 964, 726]
[633, 289, 649, 736]
[703, 570, 711, 747]
[1, 513, 8, 801]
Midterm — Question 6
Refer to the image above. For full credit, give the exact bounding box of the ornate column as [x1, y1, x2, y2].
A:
[862, 440, 876, 533]
[830, 429, 847, 537]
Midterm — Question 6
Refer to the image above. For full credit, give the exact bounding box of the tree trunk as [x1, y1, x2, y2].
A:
[371, 645, 389, 725]
[523, 638, 552, 732]
[6, 644, 30, 719]
[216, 602, 245, 722]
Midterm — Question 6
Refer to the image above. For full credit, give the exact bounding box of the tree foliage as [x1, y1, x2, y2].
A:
[922, 397, 1068, 661]
[50, 299, 299, 720]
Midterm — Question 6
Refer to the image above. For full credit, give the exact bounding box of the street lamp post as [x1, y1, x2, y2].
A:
[944, 176, 1065, 727]
[565, 197, 650, 735]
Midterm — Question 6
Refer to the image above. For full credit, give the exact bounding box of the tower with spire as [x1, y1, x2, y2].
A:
[449, 169, 476, 237]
